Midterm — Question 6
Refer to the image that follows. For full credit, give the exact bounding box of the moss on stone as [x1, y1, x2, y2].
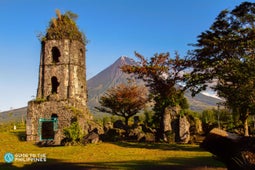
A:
[65, 106, 83, 117]
[33, 97, 47, 104]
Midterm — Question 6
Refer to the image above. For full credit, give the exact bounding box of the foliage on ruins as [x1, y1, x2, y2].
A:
[121, 52, 191, 140]
[33, 97, 47, 104]
[186, 2, 255, 136]
[42, 10, 87, 44]
[65, 106, 83, 117]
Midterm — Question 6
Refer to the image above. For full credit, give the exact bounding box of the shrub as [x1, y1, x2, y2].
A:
[62, 122, 82, 145]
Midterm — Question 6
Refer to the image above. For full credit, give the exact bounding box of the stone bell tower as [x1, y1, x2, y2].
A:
[26, 11, 91, 145]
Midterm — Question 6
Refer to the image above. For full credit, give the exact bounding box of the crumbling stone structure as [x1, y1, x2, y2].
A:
[26, 11, 91, 145]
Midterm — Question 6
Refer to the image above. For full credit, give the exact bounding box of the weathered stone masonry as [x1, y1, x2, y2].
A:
[26, 13, 91, 145]
[36, 40, 87, 103]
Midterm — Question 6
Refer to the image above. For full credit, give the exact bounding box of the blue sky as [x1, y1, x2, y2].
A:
[0, 0, 247, 111]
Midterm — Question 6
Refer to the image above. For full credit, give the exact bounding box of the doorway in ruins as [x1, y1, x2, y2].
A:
[39, 114, 58, 141]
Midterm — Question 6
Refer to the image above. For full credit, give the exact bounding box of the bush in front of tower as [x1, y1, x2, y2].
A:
[62, 121, 83, 146]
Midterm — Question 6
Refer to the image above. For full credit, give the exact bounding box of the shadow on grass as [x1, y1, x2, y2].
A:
[0, 157, 226, 170]
[112, 141, 205, 152]
[11, 130, 26, 142]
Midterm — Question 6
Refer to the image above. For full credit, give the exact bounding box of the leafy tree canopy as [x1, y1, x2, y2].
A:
[186, 2, 255, 136]
[122, 52, 190, 106]
[96, 83, 148, 127]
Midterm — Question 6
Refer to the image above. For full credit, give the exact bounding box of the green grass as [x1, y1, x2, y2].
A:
[0, 127, 226, 170]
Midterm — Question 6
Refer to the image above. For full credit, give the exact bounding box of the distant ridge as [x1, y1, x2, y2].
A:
[0, 107, 27, 123]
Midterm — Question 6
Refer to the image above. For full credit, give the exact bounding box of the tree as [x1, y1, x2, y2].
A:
[97, 83, 148, 131]
[122, 52, 190, 141]
[186, 2, 255, 136]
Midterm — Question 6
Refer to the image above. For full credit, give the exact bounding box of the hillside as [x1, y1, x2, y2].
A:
[87, 56, 134, 109]
[87, 56, 145, 112]
[0, 107, 26, 124]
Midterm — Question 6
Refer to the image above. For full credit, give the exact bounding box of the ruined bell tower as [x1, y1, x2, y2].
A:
[26, 11, 91, 145]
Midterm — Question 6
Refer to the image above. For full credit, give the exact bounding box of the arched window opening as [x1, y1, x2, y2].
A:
[79, 49, 84, 62]
[51, 114, 58, 120]
[51, 76, 60, 94]
[52, 47, 60, 63]
[79, 49, 83, 58]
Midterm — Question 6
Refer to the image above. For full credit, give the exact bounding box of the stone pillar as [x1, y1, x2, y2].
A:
[179, 116, 190, 143]
[163, 106, 180, 142]
[163, 107, 172, 132]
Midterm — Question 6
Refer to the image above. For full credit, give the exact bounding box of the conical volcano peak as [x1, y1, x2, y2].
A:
[115, 56, 136, 67]
[120, 56, 126, 61]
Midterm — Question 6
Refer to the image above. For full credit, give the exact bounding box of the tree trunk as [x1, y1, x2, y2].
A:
[124, 117, 129, 127]
[163, 107, 172, 142]
[124, 117, 129, 138]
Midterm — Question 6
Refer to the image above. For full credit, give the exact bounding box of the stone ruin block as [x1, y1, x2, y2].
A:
[26, 12, 92, 145]
[201, 128, 255, 170]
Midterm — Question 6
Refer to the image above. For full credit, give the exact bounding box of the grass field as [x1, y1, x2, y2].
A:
[0, 126, 226, 170]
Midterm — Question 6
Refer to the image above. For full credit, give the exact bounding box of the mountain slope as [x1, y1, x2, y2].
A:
[87, 56, 222, 113]
[0, 107, 27, 123]
[87, 56, 144, 111]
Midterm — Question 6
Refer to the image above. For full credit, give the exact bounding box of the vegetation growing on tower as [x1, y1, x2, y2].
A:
[42, 10, 87, 44]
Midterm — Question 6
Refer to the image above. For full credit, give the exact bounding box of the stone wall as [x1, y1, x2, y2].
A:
[37, 39, 86, 104]
[27, 98, 91, 145]
[27, 38, 89, 145]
